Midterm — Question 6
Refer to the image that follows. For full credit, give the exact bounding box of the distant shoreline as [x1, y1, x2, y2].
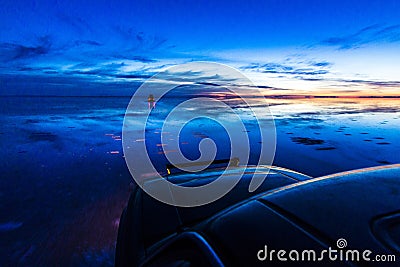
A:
[1, 95, 400, 99]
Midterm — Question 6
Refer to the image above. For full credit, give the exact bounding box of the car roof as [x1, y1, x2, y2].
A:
[161, 165, 311, 186]
[201, 164, 400, 265]
[176, 166, 310, 226]
[139, 166, 311, 248]
[260, 164, 400, 253]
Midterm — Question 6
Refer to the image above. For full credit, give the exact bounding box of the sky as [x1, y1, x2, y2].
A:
[0, 0, 399, 96]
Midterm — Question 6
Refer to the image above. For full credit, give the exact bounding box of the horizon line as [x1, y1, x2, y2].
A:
[1, 94, 400, 99]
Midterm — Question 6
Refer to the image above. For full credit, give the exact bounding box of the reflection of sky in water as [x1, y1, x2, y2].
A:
[1, 96, 398, 177]
[120, 84, 267, 176]
[119, 94, 400, 179]
[266, 98, 400, 176]
[137, 93, 263, 174]
[0, 96, 399, 264]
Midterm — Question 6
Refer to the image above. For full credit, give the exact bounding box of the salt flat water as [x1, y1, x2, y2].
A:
[0, 96, 399, 265]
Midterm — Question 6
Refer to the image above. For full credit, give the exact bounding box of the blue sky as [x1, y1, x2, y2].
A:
[0, 0, 399, 96]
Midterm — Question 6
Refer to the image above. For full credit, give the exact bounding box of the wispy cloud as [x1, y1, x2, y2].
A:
[110, 54, 157, 63]
[320, 24, 400, 49]
[0, 28, 170, 82]
[111, 26, 168, 51]
[338, 79, 400, 88]
[241, 60, 332, 76]
[57, 12, 93, 35]
[72, 40, 102, 47]
[0, 36, 52, 61]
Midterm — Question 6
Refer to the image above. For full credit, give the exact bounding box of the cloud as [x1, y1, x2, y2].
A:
[111, 54, 157, 63]
[310, 61, 331, 67]
[64, 61, 153, 80]
[57, 12, 93, 35]
[341, 79, 400, 88]
[114, 73, 153, 79]
[0, 36, 52, 61]
[241, 60, 332, 76]
[17, 66, 58, 74]
[320, 24, 400, 49]
[295, 75, 400, 89]
[112, 26, 168, 51]
[8, 58, 155, 84]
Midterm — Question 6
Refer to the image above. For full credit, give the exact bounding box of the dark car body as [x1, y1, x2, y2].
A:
[116, 164, 400, 266]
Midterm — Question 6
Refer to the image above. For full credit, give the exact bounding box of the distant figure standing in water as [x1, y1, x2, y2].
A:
[148, 94, 155, 109]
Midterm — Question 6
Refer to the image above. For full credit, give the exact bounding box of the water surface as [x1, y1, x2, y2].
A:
[0, 96, 399, 265]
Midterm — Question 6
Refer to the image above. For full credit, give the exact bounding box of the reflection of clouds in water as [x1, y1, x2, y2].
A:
[267, 98, 399, 172]
[291, 137, 325, 145]
[140, 98, 256, 129]
[28, 132, 58, 142]
[276, 117, 324, 126]
[268, 98, 400, 117]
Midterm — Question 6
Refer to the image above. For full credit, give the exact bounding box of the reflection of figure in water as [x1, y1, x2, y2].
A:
[148, 94, 155, 109]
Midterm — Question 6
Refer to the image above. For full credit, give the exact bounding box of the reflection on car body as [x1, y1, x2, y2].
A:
[116, 163, 400, 266]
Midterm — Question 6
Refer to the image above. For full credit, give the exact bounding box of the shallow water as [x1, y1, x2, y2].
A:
[0, 96, 399, 265]
[269, 98, 400, 176]
[0, 96, 132, 266]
